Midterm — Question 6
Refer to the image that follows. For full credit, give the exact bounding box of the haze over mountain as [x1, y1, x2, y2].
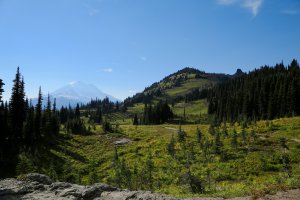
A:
[32, 81, 119, 108]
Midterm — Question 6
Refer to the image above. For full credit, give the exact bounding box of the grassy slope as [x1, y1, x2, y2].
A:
[125, 68, 228, 108]
[45, 117, 300, 198]
[165, 79, 211, 97]
[125, 99, 208, 124]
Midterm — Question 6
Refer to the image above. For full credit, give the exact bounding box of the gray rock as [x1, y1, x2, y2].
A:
[1, 174, 300, 200]
[25, 173, 52, 185]
[114, 138, 132, 145]
[92, 183, 118, 192]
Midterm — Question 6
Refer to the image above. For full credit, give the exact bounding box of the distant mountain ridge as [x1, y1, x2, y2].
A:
[31, 81, 119, 108]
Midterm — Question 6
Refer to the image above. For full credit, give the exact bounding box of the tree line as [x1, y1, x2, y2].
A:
[0, 68, 121, 177]
[0, 68, 60, 176]
[208, 59, 300, 123]
[137, 100, 173, 125]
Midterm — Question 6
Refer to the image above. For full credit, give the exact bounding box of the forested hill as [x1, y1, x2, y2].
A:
[124, 67, 233, 106]
[208, 59, 300, 123]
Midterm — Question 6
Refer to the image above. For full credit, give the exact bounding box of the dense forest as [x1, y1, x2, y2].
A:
[0, 68, 61, 176]
[141, 101, 174, 125]
[208, 59, 300, 123]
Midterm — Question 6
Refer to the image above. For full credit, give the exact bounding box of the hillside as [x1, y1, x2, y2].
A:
[123, 67, 237, 123]
[124, 67, 232, 106]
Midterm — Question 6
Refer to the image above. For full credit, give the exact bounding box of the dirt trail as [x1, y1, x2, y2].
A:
[164, 127, 178, 131]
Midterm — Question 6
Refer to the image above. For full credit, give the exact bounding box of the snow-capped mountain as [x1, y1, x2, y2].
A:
[31, 81, 119, 108]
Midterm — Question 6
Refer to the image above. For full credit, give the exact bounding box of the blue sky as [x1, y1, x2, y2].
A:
[1, 0, 300, 101]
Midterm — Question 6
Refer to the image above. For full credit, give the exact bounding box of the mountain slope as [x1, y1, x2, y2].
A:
[124, 67, 232, 106]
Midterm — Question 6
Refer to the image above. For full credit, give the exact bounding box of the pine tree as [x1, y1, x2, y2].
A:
[196, 127, 203, 148]
[9, 67, 26, 142]
[34, 87, 43, 142]
[231, 129, 238, 149]
[167, 135, 176, 158]
[95, 106, 102, 123]
[51, 98, 60, 135]
[214, 131, 222, 155]
[133, 114, 138, 125]
[0, 79, 5, 159]
[145, 149, 154, 190]
[0, 79, 4, 102]
[241, 128, 248, 145]
[177, 125, 186, 142]
[75, 103, 80, 119]
[208, 60, 300, 122]
[24, 102, 34, 151]
[250, 128, 257, 142]
[44, 94, 52, 139]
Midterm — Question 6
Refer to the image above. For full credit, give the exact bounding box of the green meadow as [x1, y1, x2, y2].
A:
[20, 115, 300, 198]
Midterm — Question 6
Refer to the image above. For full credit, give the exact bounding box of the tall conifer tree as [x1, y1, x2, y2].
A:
[34, 87, 43, 142]
[9, 67, 26, 142]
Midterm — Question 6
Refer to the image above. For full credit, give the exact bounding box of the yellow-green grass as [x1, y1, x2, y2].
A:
[127, 103, 145, 115]
[43, 116, 300, 198]
[165, 79, 212, 97]
[173, 99, 208, 116]
[125, 99, 208, 124]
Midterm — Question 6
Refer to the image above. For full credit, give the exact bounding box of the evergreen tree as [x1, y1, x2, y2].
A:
[102, 118, 112, 133]
[208, 60, 300, 122]
[177, 125, 186, 142]
[142, 101, 173, 125]
[167, 135, 176, 158]
[196, 127, 202, 144]
[44, 94, 52, 140]
[95, 106, 103, 123]
[0, 79, 5, 159]
[0, 79, 4, 102]
[231, 129, 238, 149]
[51, 98, 60, 135]
[133, 114, 138, 125]
[9, 67, 26, 142]
[23, 102, 34, 151]
[241, 128, 248, 145]
[34, 87, 43, 142]
[250, 128, 257, 142]
[75, 103, 80, 119]
[145, 149, 154, 190]
[183, 169, 204, 193]
[214, 131, 222, 155]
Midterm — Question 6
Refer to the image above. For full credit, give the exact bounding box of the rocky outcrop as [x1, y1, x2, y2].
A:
[0, 173, 178, 200]
[0, 174, 300, 200]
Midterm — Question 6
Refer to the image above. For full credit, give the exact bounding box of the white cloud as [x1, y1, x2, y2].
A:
[216, 0, 263, 16]
[102, 68, 113, 73]
[243, 0, 263, 16]
[140, 56, 147, 61]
